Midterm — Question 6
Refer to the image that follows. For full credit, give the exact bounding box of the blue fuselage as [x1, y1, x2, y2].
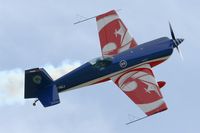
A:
[56, 37, 174, 92]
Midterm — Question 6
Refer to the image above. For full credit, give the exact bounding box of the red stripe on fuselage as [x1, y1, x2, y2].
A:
[92, 78, 110, 85]
[149, 59, 166, 67]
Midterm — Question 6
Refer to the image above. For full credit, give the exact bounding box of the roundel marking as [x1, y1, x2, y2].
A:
[119, 60, 127, 68]
[33, 75, 42, 85]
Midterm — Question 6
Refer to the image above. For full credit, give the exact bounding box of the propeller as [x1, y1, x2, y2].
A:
[169, 22, 184, 60]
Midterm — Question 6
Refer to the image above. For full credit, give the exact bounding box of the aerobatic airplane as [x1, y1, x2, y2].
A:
[24, 10, 183, 121]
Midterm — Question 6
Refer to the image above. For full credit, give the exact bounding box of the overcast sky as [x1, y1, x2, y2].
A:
[0, 0, 200, 133]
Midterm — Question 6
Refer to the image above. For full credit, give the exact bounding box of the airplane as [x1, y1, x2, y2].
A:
[24, 10, 184, 122]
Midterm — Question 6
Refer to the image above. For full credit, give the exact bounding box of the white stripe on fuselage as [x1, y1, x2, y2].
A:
[59, 56, 170, 93]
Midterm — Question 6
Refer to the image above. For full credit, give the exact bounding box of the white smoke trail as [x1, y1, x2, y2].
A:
[0, 60, 81, 106]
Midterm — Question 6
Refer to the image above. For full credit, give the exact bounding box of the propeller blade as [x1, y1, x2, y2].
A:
[176, 46, 184, 60]
[169, 22, 176, 40]
[169, 22, 184, 60]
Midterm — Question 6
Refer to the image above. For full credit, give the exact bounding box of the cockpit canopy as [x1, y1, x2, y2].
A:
[89, 57, 113, 70]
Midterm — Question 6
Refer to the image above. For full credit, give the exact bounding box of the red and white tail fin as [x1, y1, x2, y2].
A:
[96, 10, 137, 57]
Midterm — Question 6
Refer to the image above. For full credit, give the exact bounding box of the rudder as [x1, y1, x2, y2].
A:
[24, 68, 60, 107]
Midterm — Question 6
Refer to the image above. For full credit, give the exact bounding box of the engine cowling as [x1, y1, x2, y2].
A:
[157, 81, 166, 89]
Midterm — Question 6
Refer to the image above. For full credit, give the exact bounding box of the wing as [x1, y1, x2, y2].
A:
[110, 64, 167, 116]
[96, 10, 137, 57]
